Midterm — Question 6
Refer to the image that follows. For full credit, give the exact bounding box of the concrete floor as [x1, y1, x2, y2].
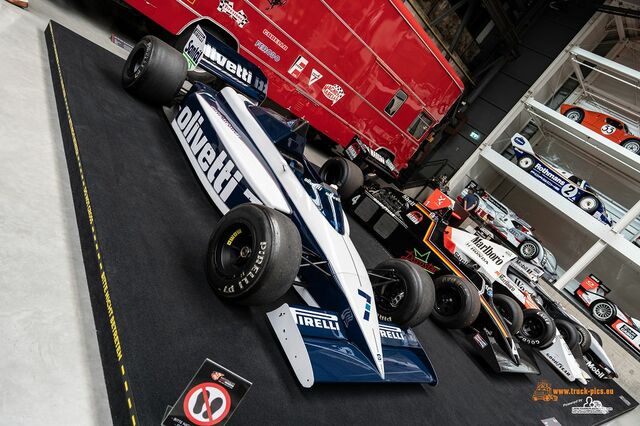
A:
[0, 1, 638, 425]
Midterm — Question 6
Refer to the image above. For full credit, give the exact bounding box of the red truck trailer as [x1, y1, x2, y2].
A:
[123, 0, 464, 178]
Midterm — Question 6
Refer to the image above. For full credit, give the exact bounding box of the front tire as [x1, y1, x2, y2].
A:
[431, 275, 481, 329]
[578, 195, 599, 214]
[319, 157, 364, 199]
[517, 155, 536, 172]
[493, 294, 524, 334]
[517, 309, 556, 348]
[590, 300, 616, 323]
[122, 35, 187, 105]
[555, 319, 579, 350]
[574, 322, 592, 352]
[622, 139, 640, 154]
[518, 240, 539, 260]
[372, 258, 435, 328]
[206, 204, 302, 305]
[563, 108, 585, 123]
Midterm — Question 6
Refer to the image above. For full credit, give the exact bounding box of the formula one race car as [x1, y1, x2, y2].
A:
[575, 275, 640, 357]
[458, 182, 558, 282]
[122, 31, 438, 387]
[510, 134, 612, 226]
[349, 187, 540, 375]
[561, 104, 640, 154]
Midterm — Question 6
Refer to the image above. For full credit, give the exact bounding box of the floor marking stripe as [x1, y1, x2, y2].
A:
[48, 22, 138, 426]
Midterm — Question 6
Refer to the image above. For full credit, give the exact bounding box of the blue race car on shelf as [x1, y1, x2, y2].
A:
[510, 134, 612, 226]
[121, 28, 437, 388]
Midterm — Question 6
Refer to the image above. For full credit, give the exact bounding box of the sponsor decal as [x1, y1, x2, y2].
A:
[341, 308, 354, 328]
[585, 360, 607, 379]
[322, 83, 345, 105]
[217, 0, 249, 28]
[468, 236, 506, 266]
[182, 25, 207, 71]
[171, 106, 259, 205]
[400, 249, 440, 274]
[357, 289, 372, 321]
[406, 210, 423, 225]
[513, 135, 526, 146]
[615, 322, 640, 342]
[572, 397, 613, 414]
[353, 139, 397, 172]
[288, 55, 308, 78]
[546, 351, 572, 378]
[473, 332, 488, 349]
[379, 324, 404, 340]
[198, 43, 267, 95]
[291, 307, 340, 331]
[424, 188, 453, 211]
[254, 40, 280, 62]
[600, 124, 616, 135]
[532, 162, 567, 190]
[211, 371, 236, 390]
[309, 68, 323, 85]
[262, 29, 288, 51]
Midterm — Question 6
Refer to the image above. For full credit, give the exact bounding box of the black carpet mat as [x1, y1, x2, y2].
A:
[45, 21, 637, 426]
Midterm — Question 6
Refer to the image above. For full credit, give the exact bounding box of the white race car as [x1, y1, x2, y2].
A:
[121, 30, 437, 387]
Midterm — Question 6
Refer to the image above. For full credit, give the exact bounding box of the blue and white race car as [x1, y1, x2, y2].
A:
[121, 31, 437, 387]
[510, 134, 612, 226]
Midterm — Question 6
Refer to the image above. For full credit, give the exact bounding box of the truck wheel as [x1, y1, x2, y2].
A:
[517, 309, 556, 348]
[493, 294, 524, 334]
[578, 195, 599, 214]
[319, 157, 364, 199]
[563, 108, 584, 123]
[372, 258, 435, 328]
[431, 275, 481, 329]
[206, 204, 302, 305]
[122, 35, 187, 105]
[517, 155, 536, 172]
[574, 322, 592, 352]
[590, 300, 616, 323]
[518, 240, 539, 260]
[621, 139, 640, 154]
[555, 319, 579, 350]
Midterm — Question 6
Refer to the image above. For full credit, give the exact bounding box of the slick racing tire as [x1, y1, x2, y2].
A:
[555, 319, 579, 351]
[431, 275, 481, 329]
[590, 300, 616, 323]
[563, 108, 585, 123]
[493, 294, 524, 334]
[517, 309, 556, 348]
[622, 139, 640, 154]
[319, 157, 364, 199]
[372, 258, 435, 328]
[122, 35, 187, 105]
[574, 323, 592, 352]
[577, 195, 600, 214]
[518, 240, 539, 260]
[517, 155, 536, 172]
[206, 204, 302, 305]
[590, 329, 603, 346]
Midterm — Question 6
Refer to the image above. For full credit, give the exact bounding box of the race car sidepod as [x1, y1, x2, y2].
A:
[267, 304, 437, 387]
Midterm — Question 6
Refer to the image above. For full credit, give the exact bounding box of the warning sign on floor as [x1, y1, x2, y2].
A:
[162, 359, 252, 426]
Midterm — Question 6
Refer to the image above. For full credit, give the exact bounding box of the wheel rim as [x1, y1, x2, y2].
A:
[566, 111, 582, 122]
[520, 242, 538, 259]
[519, 157, 533, 169]
[435, 287, 463, 316]
[579, 197, 597, 211]
[623, 141, 640, 153]
[521, 316, 544, 339]
[129, 46, 146, 77]
[374, 276, 407, 314]
[592, 302, 613, 321]
[214, 224, 255, 278]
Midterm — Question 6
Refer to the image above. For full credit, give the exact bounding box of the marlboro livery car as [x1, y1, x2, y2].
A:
[575, 275, 640, 357]
[122, 35, 438, 387]
[458, 183, 558, 282]
[349, 187, 539, 375]
[561, 104, 640, 154]
[510, 134, 612, 226]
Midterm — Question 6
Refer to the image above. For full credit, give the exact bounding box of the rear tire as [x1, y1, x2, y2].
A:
[493, 294, 524, 334]
[555, 319, 579, 351]
[319, 157, 364, 199]
[578, 195, 600, 214]
[574, 322, 592, 352]
[518, 240, 539, 260]
[206, 204, 302, 305]
[517, 155, 536, 172]
[590, 300, 616, 323]
[622, 139, 640, 154]
[563, 108, 585, 123]
[372, 258, 435, 328]
[122, 35, 187, 105]
[517, 309, 556, 348]
[431, 275, 481, 329]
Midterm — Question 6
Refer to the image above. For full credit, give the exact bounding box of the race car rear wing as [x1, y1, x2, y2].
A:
[267, 304, 437, 387]
[181, 25, 268, 104]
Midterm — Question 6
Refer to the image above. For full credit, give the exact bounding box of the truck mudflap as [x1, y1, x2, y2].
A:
[181, 25, 268, 104]
[467, 327, 539, 375]
[266, 304, 437, 388]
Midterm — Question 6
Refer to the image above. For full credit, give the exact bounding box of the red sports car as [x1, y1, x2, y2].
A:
[560, 104, 640, 154]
